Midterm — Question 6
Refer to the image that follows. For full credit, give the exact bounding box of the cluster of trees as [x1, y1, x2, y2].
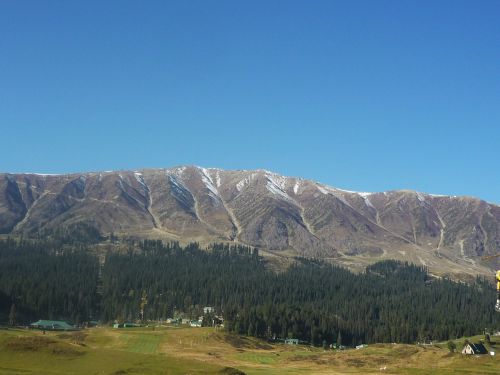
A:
[233, 261, 500, 345]
[100, 241, 260, 321]
[0, 238, 99, 324]
[0, 238, 498, 346]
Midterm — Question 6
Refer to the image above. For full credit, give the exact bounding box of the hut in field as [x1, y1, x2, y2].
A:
[30, 320, 76, 331]
[462, 342, 488, 355]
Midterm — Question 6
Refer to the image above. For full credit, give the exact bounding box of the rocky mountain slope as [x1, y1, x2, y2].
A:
[1, 166, 499, 277]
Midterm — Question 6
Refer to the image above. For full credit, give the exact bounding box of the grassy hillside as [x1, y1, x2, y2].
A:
[0, 326, 499, 374]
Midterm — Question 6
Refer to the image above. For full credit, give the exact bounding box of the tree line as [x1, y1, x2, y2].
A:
[0, 238, 498, 346]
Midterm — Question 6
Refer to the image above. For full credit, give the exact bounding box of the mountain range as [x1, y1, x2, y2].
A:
[1, 166, 499, 278]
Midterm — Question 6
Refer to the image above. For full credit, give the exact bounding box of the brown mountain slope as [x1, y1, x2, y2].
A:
[1, 166, 499, 278]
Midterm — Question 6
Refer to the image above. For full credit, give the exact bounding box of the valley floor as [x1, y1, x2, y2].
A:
[0, 326, 498, 374]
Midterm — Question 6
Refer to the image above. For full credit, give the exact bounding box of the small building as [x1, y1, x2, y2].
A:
[462, 343, 488, 355]
[181, 318, 190, 325]
[203, 306, 215, 314]
[190, 320, 202, 327]
[113, 322, 140, 328]
[213, 316, 224, 326]
[285, 338, 299, 345]
[123, 322, 140, 328]
[30, 320, 76, 331]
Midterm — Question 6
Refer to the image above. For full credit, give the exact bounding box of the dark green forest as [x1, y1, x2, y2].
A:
[0, 238, 498, 346]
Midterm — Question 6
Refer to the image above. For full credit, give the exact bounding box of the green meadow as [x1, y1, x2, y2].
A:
[0, 326, 498, 374]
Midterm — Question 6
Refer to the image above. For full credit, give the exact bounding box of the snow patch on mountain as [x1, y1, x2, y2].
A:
[166, 172, 194, 208]
[265, 172, 287, 190]
[316, 182, 376, 207]
[117, 174, 125, 191]
[21, 173, 61, 176]
[332, 188, 374, 197]
[293, 179, 302, 195]
[416, 192, 426, 203]
[134, 172, 148, 192]
[198, 167, 221, 205]
[316, 184, 353, 207]
[358, 192, 373, 198]
[167, 166, 186, 178]
[215, 170, 221, 188]
[168, 175, 184, 192]
[317, 185, 329, 195]
[363, 196, 375, 209]
[265, 172, 295, 203]
[236, 173, 257, 192]
[166, 169, 189, 194]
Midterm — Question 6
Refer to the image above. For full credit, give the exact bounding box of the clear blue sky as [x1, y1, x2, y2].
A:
[1, 1, 499, 203]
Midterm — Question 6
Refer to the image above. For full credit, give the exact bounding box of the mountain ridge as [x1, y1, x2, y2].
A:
[11, 166, 500, 207]
[1, 166, 499, 278]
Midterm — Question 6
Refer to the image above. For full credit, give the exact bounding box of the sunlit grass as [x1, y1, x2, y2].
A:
[0, 326, 498, 374]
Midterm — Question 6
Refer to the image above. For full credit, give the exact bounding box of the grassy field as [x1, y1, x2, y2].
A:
[0, 326, 498, 374]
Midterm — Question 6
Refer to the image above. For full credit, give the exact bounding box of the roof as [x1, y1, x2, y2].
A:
[466, 343, 488, 354]
[30, 320, 74, 330]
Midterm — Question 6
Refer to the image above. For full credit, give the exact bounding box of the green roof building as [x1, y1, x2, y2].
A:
[30, 320, 76, 331]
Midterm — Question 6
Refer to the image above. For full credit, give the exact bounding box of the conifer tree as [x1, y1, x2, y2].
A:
[8, 303, 16, 326]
